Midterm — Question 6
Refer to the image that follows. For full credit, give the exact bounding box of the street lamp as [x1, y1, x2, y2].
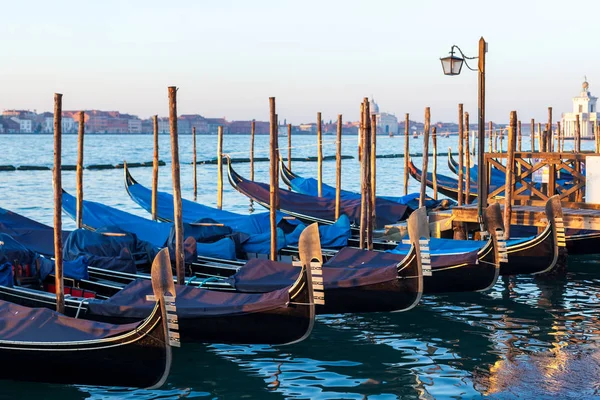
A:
[440, 37, 488, 230]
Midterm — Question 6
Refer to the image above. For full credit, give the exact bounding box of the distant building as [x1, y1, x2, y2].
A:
[369, 98, 398, 136]
[128, 118, 142, 133]
[561, 78, 599, 138]
[0, 117, 21, 133]
[10, 117, 32, 133]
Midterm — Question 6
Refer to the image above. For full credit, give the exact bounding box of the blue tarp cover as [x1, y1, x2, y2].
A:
[125, 179, 351, 249]
[288, 172, 445, 210]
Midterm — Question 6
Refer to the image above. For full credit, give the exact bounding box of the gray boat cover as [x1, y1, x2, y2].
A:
[229, 247, 405, 292]
[0, 299, 141, 342]
[87, 279, 291, 319]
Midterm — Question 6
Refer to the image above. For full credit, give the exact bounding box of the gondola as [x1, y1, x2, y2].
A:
[0, 248, 176, 388]
[407, 157, 479, 203]
[65, 185, 496, 295]
[227, 159, 411, 228]
[446, 151, 600, 256]
[62, 192, 424, 314]
[382, 196, 566, 276]
[0, 222, 320, 345]
[279, 159, 449, 209]
[227, 211, 425, 314]
[122, 164, 351, 250]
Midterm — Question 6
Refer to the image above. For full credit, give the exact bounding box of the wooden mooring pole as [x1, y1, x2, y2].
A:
[287, 123, 292, 189]
[547, 107, 553, 153]
[53, 93, 64, 314]
[317, 112, 323, 197]
[364, 101, 373, 250]
[249, 120, 255, 212]
[370, 114, 377, 234]
[531, 119, 536, 152]
[465, 112, 471, 204]
[168, 86, 185, 285]
[192, 126, 197, 201]
[335, 114, 342, 220]
[76, 111, 84, 229]
[517, 120, 522, 152]
[504, 111, 517, 239]
[269, 98, 278, 261]
[488, 121, 493, 154]
[557, 121, 562, 153]
[419, 107, 430, 208]
[457, 104, 464, 206]
[595, 122, 600, 153]
[403, 113, 409, 196]
[432, 126, 438, 200]
[217, 126, 223, 210]
[152, 115, 159, 221]
[359, 102, 366, 249]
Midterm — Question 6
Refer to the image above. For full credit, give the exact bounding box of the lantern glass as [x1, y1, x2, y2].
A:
[440, 55, 464, 76]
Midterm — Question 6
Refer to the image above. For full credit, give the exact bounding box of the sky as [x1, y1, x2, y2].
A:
[1, 0, 598, 124]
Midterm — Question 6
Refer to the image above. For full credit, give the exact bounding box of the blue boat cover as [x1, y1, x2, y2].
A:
[0, 207, 69, 257]
[86, 278, 291, 318]
[125, 178, 351, 249]
[229, 247, 404, 292]
[127, 179, 298, 234]
[196, 237, 237, 260]
[389, 236, 533, 256]
[63, 228, 144, 274]
[63, 191, 258, 258]
[287, 171, 446, 210]
[230, 169, 410, 229]
[0, 299, 141, 342]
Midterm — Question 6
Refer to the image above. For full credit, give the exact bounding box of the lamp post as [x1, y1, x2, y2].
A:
[440, 37, 487, 230]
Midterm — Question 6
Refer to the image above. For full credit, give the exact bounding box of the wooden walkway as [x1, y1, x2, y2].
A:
[438, 203, 600, 230]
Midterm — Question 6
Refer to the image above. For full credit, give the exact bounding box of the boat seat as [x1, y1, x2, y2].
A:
[45, 283, 97, 299]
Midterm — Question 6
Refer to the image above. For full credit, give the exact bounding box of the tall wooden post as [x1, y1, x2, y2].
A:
[547, 107, 553, 153]
[364, 100, 373, 250]
[370, 113, 377, 235]
[216, 126, 224, 209]
[537, 123, 542, 151]
[359, 102, 366, 249]
[593, 123, 600, 153]
[168, 86, 185, 285]
[504, 111, 517, 239]
[476, 37, 487, 228]
[287, 123, 292, 189]
[464, 112, 471, 204]
[517, 120, 522, 176]
[335, 115, 342, 220]
[250, 120, 255, 180]
[359, 99, 372, 250]
[531, 119, 536, 152]
[557, 121, 562, 153]
[152, 115, 159, 221]
[403, 113, 410, 196]
[517, 120, 522, 151]
[432, 126, 438, 200]
[576, 114, 581, 153]
[317, 112, 323, 197]
[457, 104, 464, 206]
[419, 107, 430, 208]
[76, 111, 85, 229]
[495, 130, 499, 153]
[488, 121, 493, 154]
[269, 98, 278, 261]
[53, 93, 64, 314]
[248, 120, 255, 212]
[192, 126, 197, 201]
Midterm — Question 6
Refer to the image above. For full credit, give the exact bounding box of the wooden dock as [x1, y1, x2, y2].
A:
[432, 203, 600, 230]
